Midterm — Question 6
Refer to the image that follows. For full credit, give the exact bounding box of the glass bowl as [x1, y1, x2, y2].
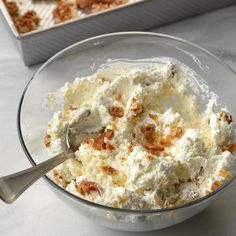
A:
[18, 32, 236, 232]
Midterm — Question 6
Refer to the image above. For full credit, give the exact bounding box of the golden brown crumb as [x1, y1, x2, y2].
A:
[104, 143, 116, 150]
[120, 156, 127, 162]
[127, 143, 134, 153]
[76, 180, 100, 195]
[114, 93, 122, 102]
[141, 124, 155, 144]
[44, 134, 51, 147]
[211, 180, 223, 192]
[222, 142, 236, 153]
[144, 143, 164, 152]
[92, 129, 115, 151]
[53, 169, 59, 177]
[148, 113, 158, 121]
[163, 198, 176, 208]
[146, 154, 154, 161]
[92, 133, 106, 150]
[219, 111, 233, 124]
[13, 10, 40, 34]
[101, 165, 118, 175]
[130, 102, 143, 114]
[53, 1, 78, 23]
[104, 129, 114, 139]
[83, 136, 93, 145]
[63, 181, 69, 188]
[4, 1, 19, 17]
[108, 106, 124, 118]
[163, 151, 170, 157]
[161, 127, 183, 147]
[219, 169, 231, 179]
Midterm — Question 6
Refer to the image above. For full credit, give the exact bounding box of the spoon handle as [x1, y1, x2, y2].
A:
[0, 152, 67, 204]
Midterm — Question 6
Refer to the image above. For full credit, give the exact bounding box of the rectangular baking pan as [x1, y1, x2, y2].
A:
[1, 0, 236, 66]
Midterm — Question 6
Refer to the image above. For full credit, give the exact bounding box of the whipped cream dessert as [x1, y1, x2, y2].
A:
[45, 58, 236, 210]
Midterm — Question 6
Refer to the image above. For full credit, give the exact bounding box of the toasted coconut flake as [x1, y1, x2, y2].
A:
[76, 180, 100, 195]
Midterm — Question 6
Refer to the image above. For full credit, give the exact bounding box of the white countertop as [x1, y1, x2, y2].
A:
[1, 5, 236, 236]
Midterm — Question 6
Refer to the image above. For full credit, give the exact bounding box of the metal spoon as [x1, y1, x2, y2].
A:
[0, 109, 92, 204]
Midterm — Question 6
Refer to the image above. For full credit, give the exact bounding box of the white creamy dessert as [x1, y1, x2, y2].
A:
[45, 58, 236, 210]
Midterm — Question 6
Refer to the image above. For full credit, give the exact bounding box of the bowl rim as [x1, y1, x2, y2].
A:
[17, 31, 236, 214]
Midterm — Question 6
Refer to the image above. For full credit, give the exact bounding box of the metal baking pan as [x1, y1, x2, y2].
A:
[1, 0, 236, 66]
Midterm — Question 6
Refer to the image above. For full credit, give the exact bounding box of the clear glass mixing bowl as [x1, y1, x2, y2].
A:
[17, 32, 236, 232]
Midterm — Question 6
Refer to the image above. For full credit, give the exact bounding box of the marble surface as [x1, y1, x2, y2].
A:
[1, 5, 236, 236]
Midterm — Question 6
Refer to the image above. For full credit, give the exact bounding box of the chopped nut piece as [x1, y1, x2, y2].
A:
[101, 165, 118, 175]
[53, 1, 78, 23]
[222, 142, 236, 153]
[76, 181, 100, 195]
[108, 106, 124, 118]
[211, 180, 223, 192]
[44, 134, 51, 147]
[219, 169, 231, 179]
